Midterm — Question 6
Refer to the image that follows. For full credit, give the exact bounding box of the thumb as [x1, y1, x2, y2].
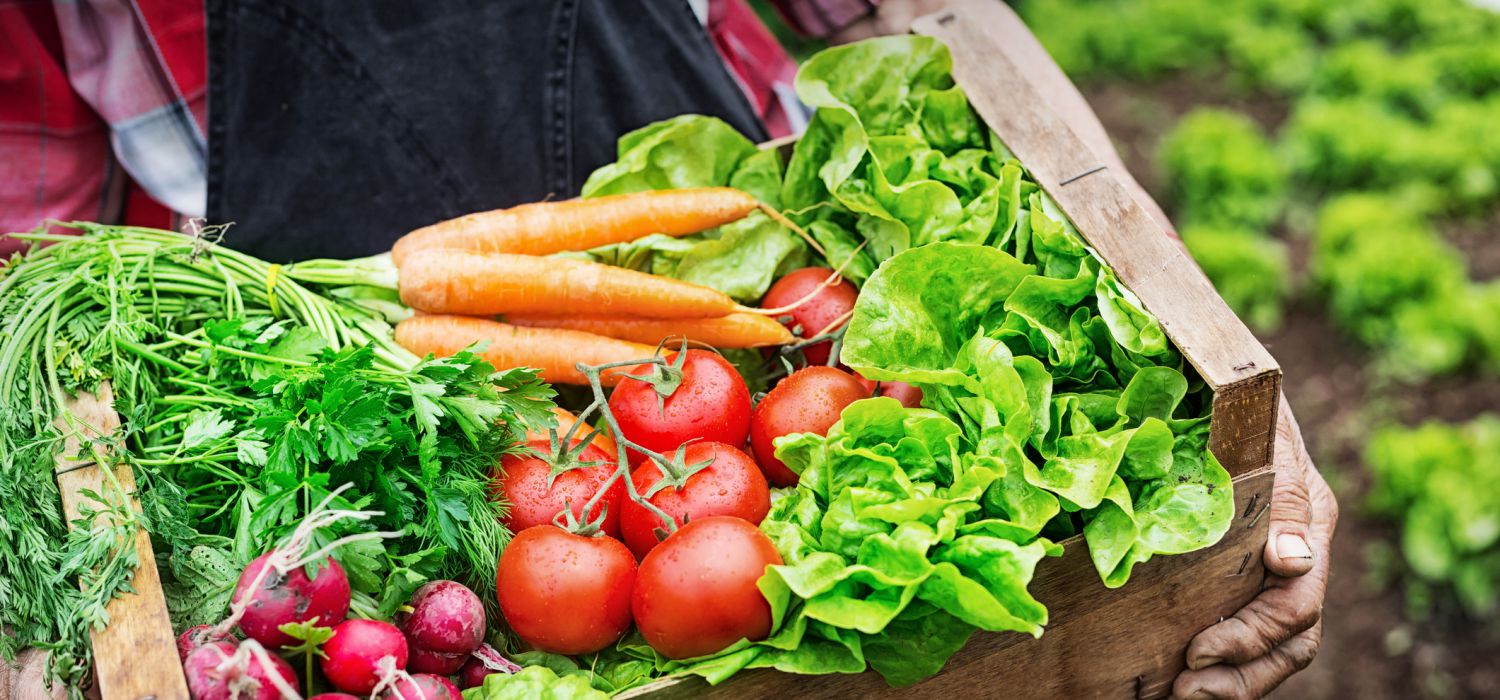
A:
[1265, 397, 1316, 578]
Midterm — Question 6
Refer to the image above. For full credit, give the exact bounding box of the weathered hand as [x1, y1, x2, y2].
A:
[1173, 397, 1338, 699]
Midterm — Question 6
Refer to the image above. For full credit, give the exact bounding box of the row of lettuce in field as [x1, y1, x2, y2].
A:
[0, 36, 1234, 697]
[1017, 0, 1500, 381]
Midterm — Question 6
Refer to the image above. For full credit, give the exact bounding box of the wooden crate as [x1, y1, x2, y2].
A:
[620, 1, 1281, 698]
[62, 2, 1278, 698]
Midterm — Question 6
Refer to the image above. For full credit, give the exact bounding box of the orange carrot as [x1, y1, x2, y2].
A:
[524, 406, 617, 455]
[394, 314, 655, 386]
[392, 187, 759, 266]
[505, 312, 794, 348]
[397, 249, 740, 318]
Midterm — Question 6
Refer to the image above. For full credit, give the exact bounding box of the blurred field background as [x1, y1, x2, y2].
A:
[754, 0, 1500, 696]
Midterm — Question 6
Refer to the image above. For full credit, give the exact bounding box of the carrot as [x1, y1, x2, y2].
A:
[392, 188, 760, 266]
[524, 406, 617, 455]
[397, 249, 740, 318]
[505, 312, 794, 348]
[394, 314, 656, 386]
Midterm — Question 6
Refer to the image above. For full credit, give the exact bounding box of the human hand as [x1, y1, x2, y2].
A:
[827, 0, 951, 44]
[1173, 396, 1338, 699]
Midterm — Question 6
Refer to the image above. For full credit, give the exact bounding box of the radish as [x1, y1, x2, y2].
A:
[396, 580, 485, 673]
[183, 640, 300, 700]
[320, 619, 410, 694]
[176, 624, 225, 661]
[408, 647, 467, 675]
[211, 485, 398, 650]
[232, 553, 351, 649]
[458, 644, 522, 689]
[377, 674, 461, 700]
[307, 695, 360, 700]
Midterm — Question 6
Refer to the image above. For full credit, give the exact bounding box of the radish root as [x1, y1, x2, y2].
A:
[211, 484, 400, 640]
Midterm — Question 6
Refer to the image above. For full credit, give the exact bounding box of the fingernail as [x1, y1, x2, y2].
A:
[1184, 690, 1217, 700]
[1188, 655, 1222, 670]
[1277, 533, 1314, 560]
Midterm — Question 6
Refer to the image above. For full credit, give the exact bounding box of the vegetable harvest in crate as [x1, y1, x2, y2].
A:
[0, 35, 1240, 698]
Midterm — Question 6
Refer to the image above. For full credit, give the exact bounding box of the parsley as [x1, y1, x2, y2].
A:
[0, 225, 553, 694]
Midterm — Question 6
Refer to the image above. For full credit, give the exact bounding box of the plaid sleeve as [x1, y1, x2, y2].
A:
[768, 0, 878, 38]
[0, 2, 113, 254]
[51, 0, 207, 219]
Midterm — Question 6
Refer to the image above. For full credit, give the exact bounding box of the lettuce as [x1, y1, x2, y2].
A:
[841, 242, 1230, 590]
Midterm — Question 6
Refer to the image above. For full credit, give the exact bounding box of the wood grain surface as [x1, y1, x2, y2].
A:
[54, 384, 189, 700]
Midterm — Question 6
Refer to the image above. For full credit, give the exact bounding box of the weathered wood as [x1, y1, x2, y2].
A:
[625, 468, 1275, 699]
[915, 0, 1281, 478]
[55, 384, 189, 700]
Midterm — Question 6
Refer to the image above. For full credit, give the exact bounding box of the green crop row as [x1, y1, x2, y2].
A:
[1019, 0, 1500, 379]
[1366, 416, 1500, 619]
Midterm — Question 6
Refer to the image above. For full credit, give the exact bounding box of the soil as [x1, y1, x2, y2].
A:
[1080, 80, 1500, 699]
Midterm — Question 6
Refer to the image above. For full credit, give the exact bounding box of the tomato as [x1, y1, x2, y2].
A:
[632, 516, 782, 659]
[495, 526, 636, 655]
[855, 375, 924, 409]
[498, 439, 623, 537]
[750, 367, 869, 486]
[523, 406, 617, 455]
[609, 350, 751, 465]
[761, 268, 859, 367]
[620, 442, 770, 559]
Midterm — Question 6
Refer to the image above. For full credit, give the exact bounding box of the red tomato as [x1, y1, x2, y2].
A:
[750, 367, 869, 486]
[632, 516, 783, 659]
[495, 526, 636, 655]
[761, 268, 859, 367]
[609, 350, 751, 465]
[498, 440, 623, 537]
[620, 442, 771, 559]
[855, 376, 924, 409]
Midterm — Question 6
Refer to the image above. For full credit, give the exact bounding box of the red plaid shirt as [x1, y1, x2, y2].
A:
[0, 0, 869, 258]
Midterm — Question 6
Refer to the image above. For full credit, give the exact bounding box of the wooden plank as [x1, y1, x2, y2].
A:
[55, 383, 190, 700]
[625, 468, 1275, 699]
[913, 0, 1281, 478]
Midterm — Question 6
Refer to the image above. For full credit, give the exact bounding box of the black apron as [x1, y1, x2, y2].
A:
[206, 0, 768, 262]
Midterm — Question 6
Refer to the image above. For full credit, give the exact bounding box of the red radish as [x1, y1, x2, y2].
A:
[459, 656, 498, 688]
[498, 439, 624, 536]
[620, 442, 771, 559]
[183, 640, 300, 700]
[750, 366, 869, 486]
[397, 580, 487, 654]
[176, 624, 224, 661]
[856, 375, 923, 408]
[609, 350, 752, 466]
[309, 695, 361, 700]
[321, 619, 410, 694]
[231, 553, 351, 649]
[377, 674, 462, 700]
[761, 267, 858, 366]
[459, 644, 523, 688]
[408, 647, 467, 675]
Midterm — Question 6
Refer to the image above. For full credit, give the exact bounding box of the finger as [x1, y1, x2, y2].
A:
[1186, 546, 1328, 668]
[1264, 397, 1316, 578]
[1173, 622, 1322, 700]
